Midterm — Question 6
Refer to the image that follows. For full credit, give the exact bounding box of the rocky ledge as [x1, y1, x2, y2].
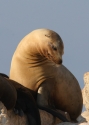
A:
[0, 72, 89, 125]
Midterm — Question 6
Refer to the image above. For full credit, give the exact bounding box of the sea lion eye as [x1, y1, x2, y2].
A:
[52, 45, 57, 51]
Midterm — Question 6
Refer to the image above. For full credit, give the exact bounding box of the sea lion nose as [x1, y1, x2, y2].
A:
[58, 59, 62, 64]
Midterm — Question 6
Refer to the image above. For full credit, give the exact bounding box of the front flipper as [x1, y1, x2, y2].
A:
[14, 88, 41, 125]
[13, 107, 24, 116]
[38, 104, 70, 122]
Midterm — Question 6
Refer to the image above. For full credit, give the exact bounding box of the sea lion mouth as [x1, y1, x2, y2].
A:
[53, 59, 62, 65]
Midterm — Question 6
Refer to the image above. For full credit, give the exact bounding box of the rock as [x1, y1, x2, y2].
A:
[82, 111, 89, 122]
[1, 72, 89, 125]
[0, 101, 28, 125]
[0, 101, 62, 125]
[0, 101, 88, 125]
[57, 122, 88, 125]
[56, 114, 88, 125]
[83, 72, 89, 111]
[80, 72, 89, 124]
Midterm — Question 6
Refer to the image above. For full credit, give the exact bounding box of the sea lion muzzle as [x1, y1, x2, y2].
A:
[54, 59, 62, 65]
[58, 59, 62, 64]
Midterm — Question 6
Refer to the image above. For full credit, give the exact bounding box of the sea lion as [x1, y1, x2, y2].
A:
[0, 74, 17, 109]
[0, 73, 41, 125]
[9, 28, 83, 120]
[13, 84, 41, 125]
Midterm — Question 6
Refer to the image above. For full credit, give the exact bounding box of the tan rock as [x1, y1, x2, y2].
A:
[0, 101, 88, 125]
[57, 123, 89, 125]
[82, 111, 89, 122]
[83, 72, 89, 111]
[0, 101, 62, 125]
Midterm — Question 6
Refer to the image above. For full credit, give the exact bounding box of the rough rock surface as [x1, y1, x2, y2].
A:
[0, 72, 89, 125]
[83, 72, 89, 111]
[0, 101, 62, 125]
[0, 101, 88, 125]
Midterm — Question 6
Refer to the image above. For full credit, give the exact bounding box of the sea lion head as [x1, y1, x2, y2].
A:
[21, 29, 64, 65]
[37, 29, 64, 65]
[46, 32, 64, 65]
